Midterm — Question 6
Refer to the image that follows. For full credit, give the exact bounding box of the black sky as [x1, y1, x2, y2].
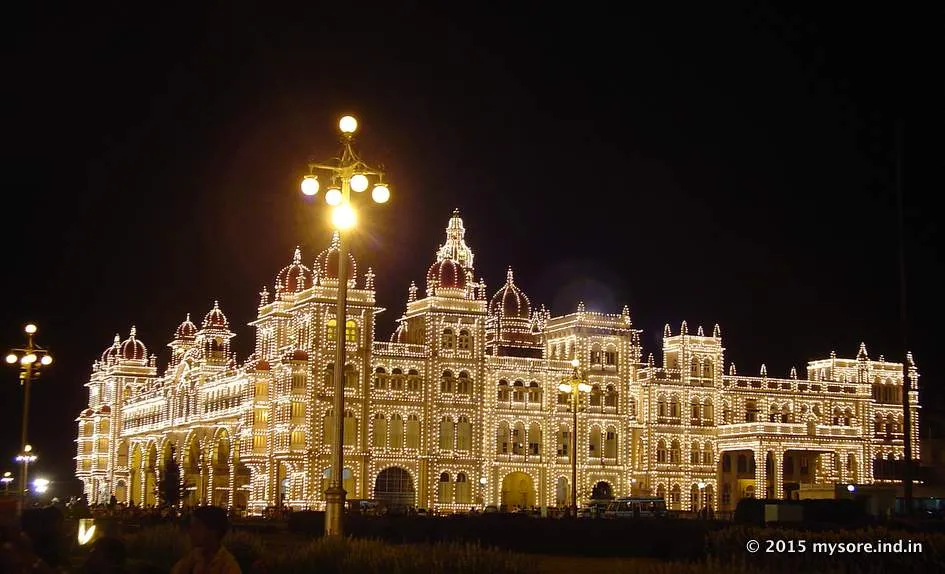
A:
[2, 3, 942, 495]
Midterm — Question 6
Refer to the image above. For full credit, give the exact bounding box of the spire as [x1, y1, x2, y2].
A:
[713, 323, 721, 338]
[760, 363, 767, 377]
[664, 324, 671, 337]
[577, 301, 585, 313]
[436, 209, 475, 270]
[129, 326, 137, 338]
[114, 333, 120, 345]
[506, 266, 514, 284]
[292, 246, 302, 264]
[259, 286, 270, 306]
[680, 320, 688, 335]
[697, 325, 704, 336]
[185, 313, 191, 322]
[408, 281, 418, 303]
[479, 279, 487, 300]
[330, 231, 340, 249]
[857, 342, 868, 360]
[729, 363, 736, 375]
[790, 366, 797, 379]
[365, 267, 375, 290]
[647, 353, 654, 367]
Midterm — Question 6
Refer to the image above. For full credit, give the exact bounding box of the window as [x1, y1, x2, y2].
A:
[441, 328, 455, 349]
[290, 401, 305, 422]
[457, 416, 472, 450]
[745, 399, 759, 422]
[326, 319, 337, 342]
[441, 371, 454, 393]
[457, 372, 471, 394]
[343, 410, 356, 446]
[438, 472, 451, 503]
[374, 367, 387, 389]
[657, 440, 667, 463]
[528, 422, 541, 456]
[373, 414, 387, 448]
[458, 329, 471, 350]
[512, 381, 525, 402]
[497, 422, 510, 454]
[439, 417, 454, 450]
[407, 369, 421, 392]
[604, 351, 617, 365]
[498, 380, 510, 402]
[406, 414, 420, 448]
[527, 382, 540, 403]
[456, 473, 471, 504]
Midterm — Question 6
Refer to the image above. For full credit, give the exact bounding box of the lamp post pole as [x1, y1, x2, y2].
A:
[301, 115, 391, 537]
[6, 324, 53, 514]
[558, 359, 589, 518]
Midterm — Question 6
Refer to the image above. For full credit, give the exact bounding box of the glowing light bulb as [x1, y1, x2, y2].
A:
[325, 188, 343, 206]
[25, 324, 37, 334]
[371, 184, 390, 204]
[40, 355, 53, 366]
[339, 115, 358, 134]
[5, 354, 16, 364]
[350, 174, 369, 192]
[301, 175, 319, 196]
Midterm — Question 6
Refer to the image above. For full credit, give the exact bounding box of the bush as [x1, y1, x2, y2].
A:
[261, 537, 536, 574]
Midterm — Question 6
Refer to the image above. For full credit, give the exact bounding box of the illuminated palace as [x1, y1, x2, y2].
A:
[75, 210, 920, 514]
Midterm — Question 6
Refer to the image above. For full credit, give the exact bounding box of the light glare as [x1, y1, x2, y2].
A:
[5, 354, 16, 364]
[25, 324, 37, 334]
[331, 204, 357, 230]
[40, 355, 53, 366]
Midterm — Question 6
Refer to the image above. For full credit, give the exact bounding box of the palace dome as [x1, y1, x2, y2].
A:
[288, 349, 309, 362]
[253, 359, 271, 371]
[202, 301, 229, 329]
[175, 314, 197, 339]
[98, 405, 111, 414]
[427, 258, 467, 293]
[120, 327, 147, 361]
[276, 247, 314, 294]
[100, 335, 120, 362]
[314, 232, 357, 282]
[490, 267, 531, 319]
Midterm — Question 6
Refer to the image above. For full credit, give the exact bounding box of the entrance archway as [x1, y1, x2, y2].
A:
[374, 467, 415, 506]
[211, 429, 231, 506]
[555, 476, 568, 507]
[501, 471, 536, 509]
[129, 444, 142, 505]
[591, 480, 613, 500]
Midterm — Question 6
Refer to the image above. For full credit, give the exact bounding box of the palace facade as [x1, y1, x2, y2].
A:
[75, 210, 920, 514]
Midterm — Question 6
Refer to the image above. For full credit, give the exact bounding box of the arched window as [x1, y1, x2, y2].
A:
[512, 380, 525, 402]
[457, 371, 471, 394]
[670, 440, 681, 464]
[512, 422, 526, 455]
[589, 425, 602, 456]
[343, 410, 357, 446]
[441, 328, 455, 349]
[390, 368, 404, 391]
[440, 371, 454, 393]
[604, 384, 617, 407]
[496, 422, 510, 454]
[438, 472, 451, 503]
[373, 414, 387, 448]
[497, 379, 510, 402]
[656, 439, 667, 463]
[389, 414, 404, 449]
[326, 319, 337, 342]
[374, 367, 387, 389]
[702, 442, 713, 465]
[345, 319, 357, 343]
[527, 382, 540, 403]
[528, 422, 542, 456]
[323, 409, 334, 443]
[457, 416, 472, 450]
[604, 427, 617, 459]
[589, 385, 602, 407]
[439, 416, 454, 450]
[456, 473, 471, 504]
[406, 414, 420, 449]
[457, 329, 471, 350]
[407, 369, 421, 392]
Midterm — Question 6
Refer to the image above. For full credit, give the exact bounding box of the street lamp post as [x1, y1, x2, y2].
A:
[6, 323, 53, 513]
[558, 359, 591, 518]
[15, 446, 37, 508]
[301, 115, 391, 537]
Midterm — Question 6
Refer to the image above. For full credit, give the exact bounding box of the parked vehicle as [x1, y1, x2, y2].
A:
[603, 496, 668, 518]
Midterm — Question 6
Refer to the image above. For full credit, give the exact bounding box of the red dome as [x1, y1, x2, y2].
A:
[289, 349, 309, 362]
[101, 336, 119, 362]
[490, 267, 531, 319]
[427, 258, 467, 293]
[202, 301, 229, 329]
[253, 359, 271, 371]
[99, 405, 111, 414]
[276, 247, 314, 293]
[175, 314, 197, 339]
[120, 327, 147, 361]
[391, 321, 408, 343]
[81, 408, 94, 417]
[314, 232, 357, 282]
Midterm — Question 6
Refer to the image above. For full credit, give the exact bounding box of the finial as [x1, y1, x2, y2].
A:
[647, 353, 654, 367]
[506, 266, 514, 284]
[185, 313, 191, 322]
[577, 301, 585, 313]
[790, 366, 797, 379]
[114, 333, 121, 344]
[830, 350, 836, 359]
[408, 281, 418, 302]
[680, 320, 688, 335]
[365, 267, 375, 290]
[697, 325, 704, 336]
[879, 354, 885, 362]
[622, 304, 630, 316]
[259, 286, 270, 306]
[729, 363, 736, 375]
[760, 363, 767, 377]
[713, 323, 721, 338]
[330, 231, 340, 249]
[130, 326, 137, 338]
[479, 279, 487, 300]
[858, 342, 868, 359]
[664, 324, 671, 337]
[214, 300, 220, 310]
[293, 246, 302, 264]
[906, 351, 915, 366]
[453, 207, 460, 216]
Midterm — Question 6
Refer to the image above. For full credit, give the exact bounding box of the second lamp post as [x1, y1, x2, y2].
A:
[558, 358, 590, 518]
[301, 115, 391, 537]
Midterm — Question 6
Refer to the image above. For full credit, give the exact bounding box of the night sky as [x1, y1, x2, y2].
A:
[3, 3, 942, 496]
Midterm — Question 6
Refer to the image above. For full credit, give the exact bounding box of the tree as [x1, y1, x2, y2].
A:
[160, 446, 182, 508]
